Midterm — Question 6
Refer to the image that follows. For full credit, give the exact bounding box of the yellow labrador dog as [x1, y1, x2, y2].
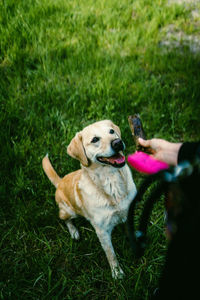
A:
[42, 120, 136, 279]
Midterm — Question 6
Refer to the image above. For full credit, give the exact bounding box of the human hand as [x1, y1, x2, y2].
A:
[138, 138, 182, 166]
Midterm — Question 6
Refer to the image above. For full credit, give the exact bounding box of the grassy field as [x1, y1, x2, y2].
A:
[1, 0, 200, 299]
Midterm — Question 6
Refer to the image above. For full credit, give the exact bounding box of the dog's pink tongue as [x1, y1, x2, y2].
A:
[110, 154, 125, 164]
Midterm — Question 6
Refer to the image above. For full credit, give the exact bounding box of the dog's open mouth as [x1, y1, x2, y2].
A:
[97, 153, 126, 168]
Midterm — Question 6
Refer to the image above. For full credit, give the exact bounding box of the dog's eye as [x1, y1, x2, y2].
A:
[109, 129, 115, 134]
[91, 137, 100, 143]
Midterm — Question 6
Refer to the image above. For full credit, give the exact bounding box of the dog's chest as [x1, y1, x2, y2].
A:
[79, 166, 136, 228]
[84, 166, 128, 201]
[98, 169, 127, 201]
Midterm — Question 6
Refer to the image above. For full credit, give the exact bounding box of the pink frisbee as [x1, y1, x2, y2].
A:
[127, 151, 169, 175]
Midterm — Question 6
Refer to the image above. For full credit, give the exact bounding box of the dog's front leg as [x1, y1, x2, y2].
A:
[95, 227, 124, 279]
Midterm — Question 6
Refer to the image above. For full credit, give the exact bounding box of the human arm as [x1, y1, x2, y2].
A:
[138, 138, 182, 166]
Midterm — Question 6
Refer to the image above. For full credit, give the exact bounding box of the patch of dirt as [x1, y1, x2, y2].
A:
[160, 25, 200, 54]
[160, 0, 200, 54]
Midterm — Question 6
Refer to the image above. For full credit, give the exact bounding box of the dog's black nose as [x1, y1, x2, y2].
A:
[111, 139, 124, 152]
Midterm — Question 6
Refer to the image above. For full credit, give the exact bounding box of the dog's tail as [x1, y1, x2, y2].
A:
[42, 154, 62, 188]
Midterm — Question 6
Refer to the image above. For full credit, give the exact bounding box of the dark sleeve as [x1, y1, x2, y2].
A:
[178, 142, 200, 164]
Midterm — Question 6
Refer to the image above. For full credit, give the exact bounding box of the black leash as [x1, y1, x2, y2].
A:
[127, 160, 196, 258]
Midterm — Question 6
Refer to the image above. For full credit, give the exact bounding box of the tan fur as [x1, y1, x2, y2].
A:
[42, 120, 137, 279]
[42, 155, 61, 188]
[56, 170, 84, 217]
[67, 133, 89, 167]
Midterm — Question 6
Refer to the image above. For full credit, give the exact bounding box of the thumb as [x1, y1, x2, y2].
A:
[138, 138, 150, 147]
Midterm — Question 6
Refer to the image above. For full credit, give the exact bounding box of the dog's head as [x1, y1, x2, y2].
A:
[67, 120, 126, 168]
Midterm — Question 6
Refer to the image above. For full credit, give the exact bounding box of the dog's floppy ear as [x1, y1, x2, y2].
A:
[67, 132, 89, 167]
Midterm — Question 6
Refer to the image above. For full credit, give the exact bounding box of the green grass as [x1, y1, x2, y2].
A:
[1, 0, 200, 299]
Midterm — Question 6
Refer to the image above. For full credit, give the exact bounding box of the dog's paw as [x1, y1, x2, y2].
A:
[112, 266, 124, 280]
[66, 221, 80, 240]
[72, 230, 80, 240]
[70, 228, 80, 240]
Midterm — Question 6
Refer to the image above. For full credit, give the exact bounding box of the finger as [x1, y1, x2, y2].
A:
[138, 138, 150, 147]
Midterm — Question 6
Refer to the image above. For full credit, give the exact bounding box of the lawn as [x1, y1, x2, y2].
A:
[1, 0, 200, 299]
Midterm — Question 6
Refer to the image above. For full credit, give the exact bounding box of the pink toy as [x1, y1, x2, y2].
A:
[127, 151, 169, 175]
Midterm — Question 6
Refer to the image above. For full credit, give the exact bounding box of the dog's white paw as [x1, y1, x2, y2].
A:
[66, 221, 80, 240]
[71, 229, 80, 240]
[112, 266, 124, 279]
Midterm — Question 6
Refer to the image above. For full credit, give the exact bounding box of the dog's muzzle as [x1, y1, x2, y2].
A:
[111, 139, 124, 152]
[97, 139, 126, 168]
